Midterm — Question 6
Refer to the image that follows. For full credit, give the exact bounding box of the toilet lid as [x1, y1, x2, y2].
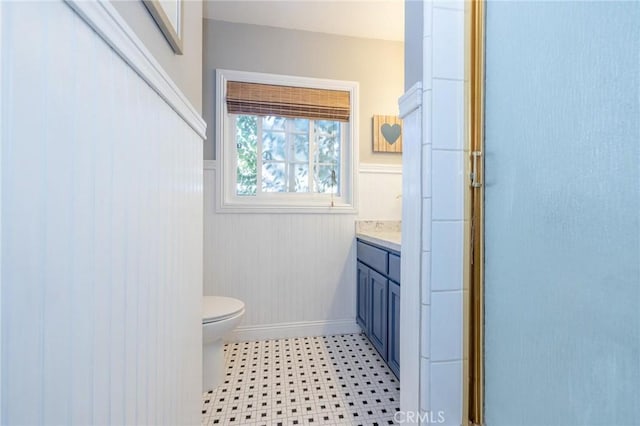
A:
[203, 296, 245, 324]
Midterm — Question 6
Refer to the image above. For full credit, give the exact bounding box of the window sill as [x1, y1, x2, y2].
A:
[205, 161, 357, 214]
[215, 202, 358, 215]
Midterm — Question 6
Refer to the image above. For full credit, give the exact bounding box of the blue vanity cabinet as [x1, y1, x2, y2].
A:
[356, 261, 370, 331]
[356, 238, 400, 377]
[387, 280, 401, 378]
[369, 269, 388, 360]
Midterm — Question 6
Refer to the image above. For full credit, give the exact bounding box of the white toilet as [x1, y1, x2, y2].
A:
[203, 296, 245, 392]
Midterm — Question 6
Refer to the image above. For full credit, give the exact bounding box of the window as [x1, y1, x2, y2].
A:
[235, 115, 342, 195]
[216, 70, 358, 213]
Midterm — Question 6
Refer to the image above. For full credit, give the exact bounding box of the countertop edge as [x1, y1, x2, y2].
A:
[356, 232, 401, 253]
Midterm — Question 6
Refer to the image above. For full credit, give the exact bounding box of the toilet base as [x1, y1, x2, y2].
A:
[203, 339, 224, 392]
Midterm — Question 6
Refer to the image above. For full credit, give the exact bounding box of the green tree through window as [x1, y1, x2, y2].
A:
[234, 115, 341, 196]
[235, 115, 258, 195]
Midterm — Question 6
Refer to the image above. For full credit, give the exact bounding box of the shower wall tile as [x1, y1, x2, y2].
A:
[432, 79, 464, 151]
[432, 7, 464, 80]
[421, 251, 432, 305]
[430, 291, 463, 361]
[432, 150, 464, 220]
[420, 358, 431, 413]
[422, 144, 432, 197]
[430, 361, 463, 426]
[422, 198, 432, 251]
[417, 2, 466, 424]
[431, 221, 463, 291]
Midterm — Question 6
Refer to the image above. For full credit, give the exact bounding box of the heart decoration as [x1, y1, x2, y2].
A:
[381, 123, 401, 144]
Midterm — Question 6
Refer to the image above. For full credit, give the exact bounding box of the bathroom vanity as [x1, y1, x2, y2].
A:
[355, 223, 401, 379]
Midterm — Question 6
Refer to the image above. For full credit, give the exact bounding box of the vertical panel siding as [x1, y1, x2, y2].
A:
[202, 165, 403, 335]
[1, 2, 203, 425]
[203, 168, 357, 330]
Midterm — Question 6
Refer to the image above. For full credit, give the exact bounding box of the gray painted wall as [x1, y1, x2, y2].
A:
[404, 0, 423, 91]
[112, 0, 203, 113]
[203, 19, 404, 164]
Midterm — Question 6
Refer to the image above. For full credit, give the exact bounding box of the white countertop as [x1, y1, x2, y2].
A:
[356, 230, 401, 252]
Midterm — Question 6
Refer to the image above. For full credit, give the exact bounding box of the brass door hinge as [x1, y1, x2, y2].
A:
[470, 151, 483, 188]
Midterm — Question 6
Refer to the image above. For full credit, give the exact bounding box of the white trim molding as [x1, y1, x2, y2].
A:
[215, 69, 359, 214]
[65, 0, 206, 139]
[359, 163, 402, 175]
[399, 82, 423, 119]
[228, 319, 361, 343]
[399, 88, 423, 419]
[204, 160, 217, 171]
[0, 2, 4, 420]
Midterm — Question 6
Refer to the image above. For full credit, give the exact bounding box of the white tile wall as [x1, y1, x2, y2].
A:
[422, 146, 433, 198]
[422, 37, 433, 89]
[421, 199, 433, 250]
[422, 90, 433, 143]
[431, 222, 463, 291]
[432, 151, 464, 220]
[430, 292, 463, 361]
[421, 252, 432, 305]
[432, 8, 465, 80]
[420, 305, 431, 359]
[423, 1, 433, 37]
[417, 20, 436, 417]
[419, 358, 431, 412]
[407, 0, 466, 424]
[429, 361, 463, 426]
[432, 79, 465, 151]
[433, 0, 465, 11]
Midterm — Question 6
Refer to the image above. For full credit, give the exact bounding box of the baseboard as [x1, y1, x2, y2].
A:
[227, 319, 362, 342]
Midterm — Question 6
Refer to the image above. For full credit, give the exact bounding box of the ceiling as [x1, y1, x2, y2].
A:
[203, 1, 405, 42]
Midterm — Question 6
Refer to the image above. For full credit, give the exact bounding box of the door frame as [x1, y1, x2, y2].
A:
[468, 0, 485, 424]
[0, 2, 4, 422]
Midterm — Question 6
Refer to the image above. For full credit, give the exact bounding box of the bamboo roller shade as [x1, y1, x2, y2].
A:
[226, 81, 351, 122]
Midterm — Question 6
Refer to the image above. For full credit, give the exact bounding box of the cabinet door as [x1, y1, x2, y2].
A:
[387, 281, 400, 378]
[369, 269, 388, 361]
[356, 262, 370, 333]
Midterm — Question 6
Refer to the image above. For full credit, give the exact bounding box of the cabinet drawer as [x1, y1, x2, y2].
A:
[357, 241, 388, 273]
[389, 254, 401, 283]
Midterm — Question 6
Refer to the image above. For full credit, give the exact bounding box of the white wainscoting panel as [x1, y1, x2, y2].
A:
[1, 2, 203, 425]
[358, 164, 402, 221]
[204, 163, 359, 340]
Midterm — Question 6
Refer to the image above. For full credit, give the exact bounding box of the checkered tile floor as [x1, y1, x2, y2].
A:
[202, 333, 400, 426]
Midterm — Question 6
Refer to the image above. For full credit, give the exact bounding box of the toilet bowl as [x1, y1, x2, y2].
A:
[203, 296, 245, 392]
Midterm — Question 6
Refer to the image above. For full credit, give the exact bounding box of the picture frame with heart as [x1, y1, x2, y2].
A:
[373, 115, 403, 153]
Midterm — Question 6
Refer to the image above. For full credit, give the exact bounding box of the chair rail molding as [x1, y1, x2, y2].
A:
[399, 82, 423, 119]
[359, 163, 402, 175]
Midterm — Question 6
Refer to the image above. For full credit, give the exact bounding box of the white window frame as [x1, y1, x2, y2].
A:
[215, 69, 359, 214]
